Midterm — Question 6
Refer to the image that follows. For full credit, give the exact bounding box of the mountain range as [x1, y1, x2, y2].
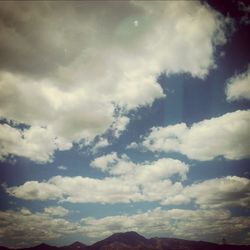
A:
[1, 232, 250, 250]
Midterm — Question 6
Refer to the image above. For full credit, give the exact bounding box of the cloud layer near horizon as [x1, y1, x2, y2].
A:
[1, 206, 250, 248]
[0, 1, 227, 163]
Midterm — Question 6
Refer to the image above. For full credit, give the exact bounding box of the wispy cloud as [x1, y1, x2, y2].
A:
[58, 165, 68, 171]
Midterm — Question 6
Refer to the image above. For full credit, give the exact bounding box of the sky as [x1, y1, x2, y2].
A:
[0, 0, 250, 248]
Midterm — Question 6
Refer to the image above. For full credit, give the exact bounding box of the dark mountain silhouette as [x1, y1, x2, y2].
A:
[2, 232, 250, 250]
[64, 242, 87, 250]
[92, 232, 148, 249]
[90, 231, 150, 250]
[22, 243, 58, 250]
[0, 247, 10, 250]
[70, 242, 86, 248]
[88, 232, 250, 250]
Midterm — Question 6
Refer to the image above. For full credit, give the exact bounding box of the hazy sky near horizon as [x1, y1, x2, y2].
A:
[0, 0, 250, 248]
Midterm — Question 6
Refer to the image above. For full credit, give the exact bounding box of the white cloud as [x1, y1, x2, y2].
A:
[163, 176, 250, 208]
[0, 1, 227, 163]
[0, 208, 81, 248]
[111, 116, 130, 138]
[7, 156, 188, 204]
[6, 175, 143, 204]
[91, 153, 189, 180]
[90, 152, 119, 172]
[6, 180, 63, 201]
[0, 124, 71, 163]
[5, 148, 250, 209]
[91, 137, 110, 154]
[43, 206, 69, 217]
[58, 165, 68, 171]
[226, 65, 250, 101]
[95, 138, 110, 149]
[142, 110, 250, 160]
[1, 206, 250, 247]
[126, 142, 139, 150]
[81, 207, 250, 244]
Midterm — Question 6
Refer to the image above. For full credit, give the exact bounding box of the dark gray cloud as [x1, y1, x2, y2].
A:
[0, 2, 83, 77]
[0, 1, 143, 78]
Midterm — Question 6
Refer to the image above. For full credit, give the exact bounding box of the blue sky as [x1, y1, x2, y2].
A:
[0, 0, 250, 248]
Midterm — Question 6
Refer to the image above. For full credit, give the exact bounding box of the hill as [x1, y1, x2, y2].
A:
[2, 232, 250, 250]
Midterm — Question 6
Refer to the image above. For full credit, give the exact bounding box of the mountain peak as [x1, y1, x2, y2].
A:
[69, 242, 86, 248]
[110, 231, 144, 238]
[109, 231, 147, 241]
[1, 233, 250, 250]
[92, 231, 149, 248]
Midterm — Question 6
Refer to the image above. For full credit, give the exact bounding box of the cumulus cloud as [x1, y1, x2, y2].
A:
[6, 155, 188, 204]
[0, 1, 227, 163]
[81, 207, 250, 244]
[0, 208, 81, 248]
[163, 176, 250, 208]
[7, 174, 249, 210]
[91, 137, 110, 154]
[1, 206, 250, 247]
[111, 116, 130, 138]
[126, 142, 139, 150]
[90, 152, 120, 172]
[43, 206, 69, 217]
[142, 110, 250, 160]
[6, 148, 250, 209]
[226, 65, 250, 101]
[6, 180, 63, 201]
[0, 124, 70, 163]
[90, 153, 189, 180]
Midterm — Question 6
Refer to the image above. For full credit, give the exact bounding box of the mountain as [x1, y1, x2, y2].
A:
[69, 242, 86, 248]
[87, 232, 250, 250]
[0, 247, 10, 250]
[22, 243, 59, 250]
[66, 242, 87, 250]
[1, 232, 250, 250]
[149, 237, 218, 250]
[90, 231, 151, 250]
